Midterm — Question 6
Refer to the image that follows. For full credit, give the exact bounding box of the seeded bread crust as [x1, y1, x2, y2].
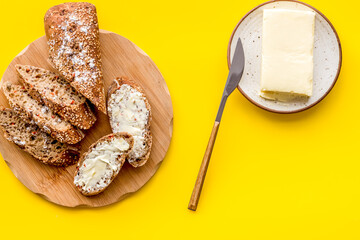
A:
[16, 64, 96, 130]
[3, 83, 84, 144]
[107, 77, 152, 168]
[0, 107, 80, 167]
[74, 132, 134, 196]
[44, 2, 106, 114]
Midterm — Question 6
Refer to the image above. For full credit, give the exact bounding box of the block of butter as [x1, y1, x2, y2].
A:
[260, 9, 315, 101]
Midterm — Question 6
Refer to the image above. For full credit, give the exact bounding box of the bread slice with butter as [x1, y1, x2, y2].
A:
[107, 77, 152, 168]
[74, 132, 134, 196]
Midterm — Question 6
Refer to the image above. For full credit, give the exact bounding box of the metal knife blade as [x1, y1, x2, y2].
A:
[215, 38, 245, 122]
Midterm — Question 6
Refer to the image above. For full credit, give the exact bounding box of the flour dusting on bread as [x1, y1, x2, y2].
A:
[45, 2, 106, 113]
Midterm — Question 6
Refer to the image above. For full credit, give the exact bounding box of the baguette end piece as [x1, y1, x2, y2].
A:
[74, 132, 134, 196]
[44, 2, 107, 115]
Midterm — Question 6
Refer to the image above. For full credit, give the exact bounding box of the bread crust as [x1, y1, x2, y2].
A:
[0, 107, 80, 167]
[74, 132, 134, 196]
[2, 83, 85, 144]
[15, 64, 96, 130]
[107, 77, 152, 167]
[44, 2, 106, 114]
[37, 147, 79, 167]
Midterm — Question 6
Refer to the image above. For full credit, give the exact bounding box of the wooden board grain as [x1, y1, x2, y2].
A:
[0, 29, 173, 207]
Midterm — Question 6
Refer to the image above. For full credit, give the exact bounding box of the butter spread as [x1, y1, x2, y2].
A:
[74, 137, 129, 191]
[108, 84, 149, 162]
[260, 9, 315, 101]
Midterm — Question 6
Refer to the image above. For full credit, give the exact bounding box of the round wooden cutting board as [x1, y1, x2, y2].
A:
[0, 30, 173, 207]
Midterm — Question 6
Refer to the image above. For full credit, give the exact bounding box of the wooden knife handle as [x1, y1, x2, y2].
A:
[188, 121, 220, 211]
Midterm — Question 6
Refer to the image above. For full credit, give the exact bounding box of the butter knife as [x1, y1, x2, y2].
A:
[188, 38, 245, 211]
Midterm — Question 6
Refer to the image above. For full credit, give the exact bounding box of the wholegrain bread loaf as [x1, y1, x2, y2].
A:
[74, 132, 133, 196]
[0, 107, 79, 167]
[107, 77, 152, 167]
[3, 83, 84, 144]
[44, 2, 106, 114]
[16, 64, 96, 130]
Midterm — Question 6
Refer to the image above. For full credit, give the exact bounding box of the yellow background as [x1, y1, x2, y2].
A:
[0, 0, 359, 239]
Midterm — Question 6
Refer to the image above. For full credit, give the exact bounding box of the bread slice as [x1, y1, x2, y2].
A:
[0, 107, 80, 167]
[44, 2, 106, 114]
[15, 64, 96, 130]
[2, 83, 84, 144]
[74, 132, 133, 196]
[107, 77, 152, 167]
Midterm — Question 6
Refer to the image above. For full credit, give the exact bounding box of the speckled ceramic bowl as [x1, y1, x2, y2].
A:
[228, 0, 342, 113]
